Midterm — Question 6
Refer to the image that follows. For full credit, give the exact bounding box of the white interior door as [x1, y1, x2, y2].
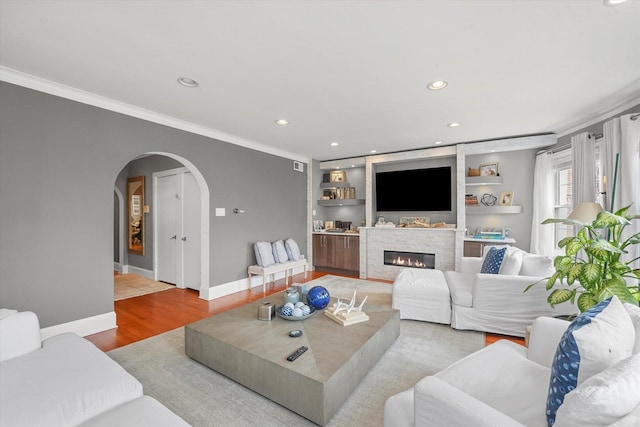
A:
[181, 171, 201, 290]
[156, 174, 179, 284]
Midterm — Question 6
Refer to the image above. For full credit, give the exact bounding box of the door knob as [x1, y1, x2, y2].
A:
[170, 235, 177, 240]
[182, 236, 187, 241]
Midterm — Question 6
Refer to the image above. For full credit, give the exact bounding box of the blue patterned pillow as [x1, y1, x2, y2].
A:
[546, 296, 635, 426]
[480, 247, 506, 274]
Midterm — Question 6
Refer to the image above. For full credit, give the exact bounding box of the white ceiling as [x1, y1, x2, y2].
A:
[1, 0, 639, 161]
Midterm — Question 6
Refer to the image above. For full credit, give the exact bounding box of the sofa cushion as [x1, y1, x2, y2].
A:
[554, 352, 640, 427]
[254, 241, 275, 267]
[546, 296, 635, 426]
[480, 247, 506, 274]
[436, 340, 549, 426]
[271, 240, 288, 264]
[623, 303, 640, 355]
[285, 238, 301, 261]
[0, 310, 41, 362]
[519, 253, 555, 277]
[0, 332, 143, 426]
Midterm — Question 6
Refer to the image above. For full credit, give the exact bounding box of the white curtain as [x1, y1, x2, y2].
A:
[602, 118, 622, 211]
[530, 152, 555, 256]
[602, 114, 640, 272]
[571, 132, 596, 205]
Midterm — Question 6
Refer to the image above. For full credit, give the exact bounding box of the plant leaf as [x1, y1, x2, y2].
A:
[557, 236, 577, 249]
[546, 272, 561, 290]
[601, 278, 637, 304]
[577, 292, 598, 312]
[543, 218, 587, 226]
[565, 239, 584, 256]
[554, 256, 573, 270]
[580, 263, 603, 287]
[590, 238, 624, 254]
[548, 289, 576, 307]
[593, 210, 631, 228]
[567, 264, 582, 285]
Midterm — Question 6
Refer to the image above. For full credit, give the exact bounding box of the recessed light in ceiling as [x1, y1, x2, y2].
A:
[370, 150, 377, 153]
[448, 122, 461, 128]
[427, 80, 448, 90]
[275, 119, 289, 126]
[435, 141, 443, 145]
[603, 0, 627, 5]
[177, 77, 199, 88]
[330, 142, 339, 147]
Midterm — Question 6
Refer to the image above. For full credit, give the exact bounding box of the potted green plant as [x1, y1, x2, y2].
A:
[526, 205, 640, 312]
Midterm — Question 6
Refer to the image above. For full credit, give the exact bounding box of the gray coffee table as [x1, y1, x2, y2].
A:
[185, 295, 400, 425]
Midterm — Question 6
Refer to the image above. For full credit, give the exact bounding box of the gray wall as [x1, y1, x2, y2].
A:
[465, 149, 537, 251]
[0, 82, 307, 328]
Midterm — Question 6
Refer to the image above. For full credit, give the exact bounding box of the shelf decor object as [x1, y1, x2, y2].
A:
[479, 162, 499, 176]
[499, 191, 514, 206]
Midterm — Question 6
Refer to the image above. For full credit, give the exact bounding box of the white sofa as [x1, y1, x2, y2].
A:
[384, 306, 640, 427]
[445, 250, 578, 337]
[0, 309, 189, 427]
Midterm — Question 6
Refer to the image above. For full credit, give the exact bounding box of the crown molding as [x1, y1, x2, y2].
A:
[556, 94, 640, 138]
[0, 67, 310, 164]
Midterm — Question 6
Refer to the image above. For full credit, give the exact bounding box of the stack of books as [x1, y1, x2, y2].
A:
[465, 194, 478, 205]
[475, 231, 504, 240]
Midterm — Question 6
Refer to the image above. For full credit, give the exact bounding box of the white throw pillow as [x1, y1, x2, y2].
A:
[254, 241, 275, 267]
[623, 303, 640, 355]
[499, 246, 524, 275]
[271, 240, 288, 264]
[554, 353, 640, 427]
[520, 254, 555, 277]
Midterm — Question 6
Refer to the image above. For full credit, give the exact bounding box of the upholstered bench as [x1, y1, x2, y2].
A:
[248, 258, 308, 292]
[248, 239, 308, 292]
[391, 268, 451, 324]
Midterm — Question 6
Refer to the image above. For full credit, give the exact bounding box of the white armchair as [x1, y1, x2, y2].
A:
[384, 316, 570, 427]
[445, 253, 578, 337]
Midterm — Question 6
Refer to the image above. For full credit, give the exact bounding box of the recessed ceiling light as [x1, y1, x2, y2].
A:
[370, 150, 377, 153]
[330, 142, 339, 147]
[603, 0, 627, 5]
[448, 122, 461, 128]
[177, 77, 199, 88]
[351, 165, 356, 168]
[427, 80, 448, 90]
[435, 141, 443, 145]
[275, 119, 289, 126]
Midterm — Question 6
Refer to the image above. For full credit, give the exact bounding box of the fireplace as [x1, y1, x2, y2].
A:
[384, 250, 435, 269]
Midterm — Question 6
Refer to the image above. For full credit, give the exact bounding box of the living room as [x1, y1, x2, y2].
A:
[1, 1, 640, 426]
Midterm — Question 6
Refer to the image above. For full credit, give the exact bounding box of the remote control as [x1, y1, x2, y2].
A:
[287, 346, 308, 362]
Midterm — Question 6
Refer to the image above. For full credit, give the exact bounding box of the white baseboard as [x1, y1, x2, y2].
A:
[202, 266, 307, 301]
[123, 265, 154, 279]
[113, 262, 123, 273]
[40, 311, 117, 340]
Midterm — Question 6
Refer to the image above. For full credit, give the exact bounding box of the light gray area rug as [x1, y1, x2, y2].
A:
[108, 276, 484, 426]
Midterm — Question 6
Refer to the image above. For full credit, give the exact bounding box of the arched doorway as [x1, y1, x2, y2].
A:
[114, 152, 210, 299]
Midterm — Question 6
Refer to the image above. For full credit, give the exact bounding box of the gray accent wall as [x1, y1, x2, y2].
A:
[465, 149, 537, 251]
[0, 82, 307, 328]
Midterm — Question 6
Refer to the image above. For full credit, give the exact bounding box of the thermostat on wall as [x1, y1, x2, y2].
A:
[293, 161, 304, 172]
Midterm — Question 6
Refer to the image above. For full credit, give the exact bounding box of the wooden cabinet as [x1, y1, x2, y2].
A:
[313, 234, 359, 274]
[463, 240, 514, 257]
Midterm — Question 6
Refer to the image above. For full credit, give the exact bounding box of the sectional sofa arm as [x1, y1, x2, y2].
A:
[459, 257, 482, 274]
[0, 310, 41, 362]
[414, 376, 525, 427]
[527, 316, 570, 368]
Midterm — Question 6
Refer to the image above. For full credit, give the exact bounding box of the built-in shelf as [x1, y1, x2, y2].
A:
[465, 205, 523, 214]
[465, 176, 504, 186]
[317, 199, 366, 207]
[320, 182, 352, 189]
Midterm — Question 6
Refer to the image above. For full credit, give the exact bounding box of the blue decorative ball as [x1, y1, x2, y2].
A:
[281, 306, 293, 316]
[307, 286, 330, 310]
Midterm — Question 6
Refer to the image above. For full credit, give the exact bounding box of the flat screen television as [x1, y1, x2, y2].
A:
[376, 166, 452, 211]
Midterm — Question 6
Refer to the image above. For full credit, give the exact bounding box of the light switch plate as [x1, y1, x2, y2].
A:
[215, 208, 225, 217]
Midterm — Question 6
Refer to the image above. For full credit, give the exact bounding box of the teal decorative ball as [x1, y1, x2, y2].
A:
[307, 286, 330, 310]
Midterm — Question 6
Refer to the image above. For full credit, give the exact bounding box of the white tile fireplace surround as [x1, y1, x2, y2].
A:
[359, 227, 459, 280]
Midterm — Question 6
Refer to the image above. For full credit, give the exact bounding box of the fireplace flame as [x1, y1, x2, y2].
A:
[391, 256, 426, 268]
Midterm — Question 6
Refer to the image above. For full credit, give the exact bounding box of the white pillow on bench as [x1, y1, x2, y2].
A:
[285, 239, 301, 261]
[272, 240, 288, 264]
[254, 242, 275, 267]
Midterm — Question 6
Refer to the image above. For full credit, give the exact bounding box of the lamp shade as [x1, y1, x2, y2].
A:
[567, 202, 603, 223]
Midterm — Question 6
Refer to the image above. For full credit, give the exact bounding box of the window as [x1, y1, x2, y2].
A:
[554, 163, 573, 244]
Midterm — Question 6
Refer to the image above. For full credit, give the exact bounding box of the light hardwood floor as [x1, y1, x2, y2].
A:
[86, 271, 523, 352]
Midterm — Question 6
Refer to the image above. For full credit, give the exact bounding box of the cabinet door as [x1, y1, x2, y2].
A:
[463, 241, 484, 257]
[313, 235, 327, 267]
[335, 236, 359, 272]
[325, 235, 337, 267]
